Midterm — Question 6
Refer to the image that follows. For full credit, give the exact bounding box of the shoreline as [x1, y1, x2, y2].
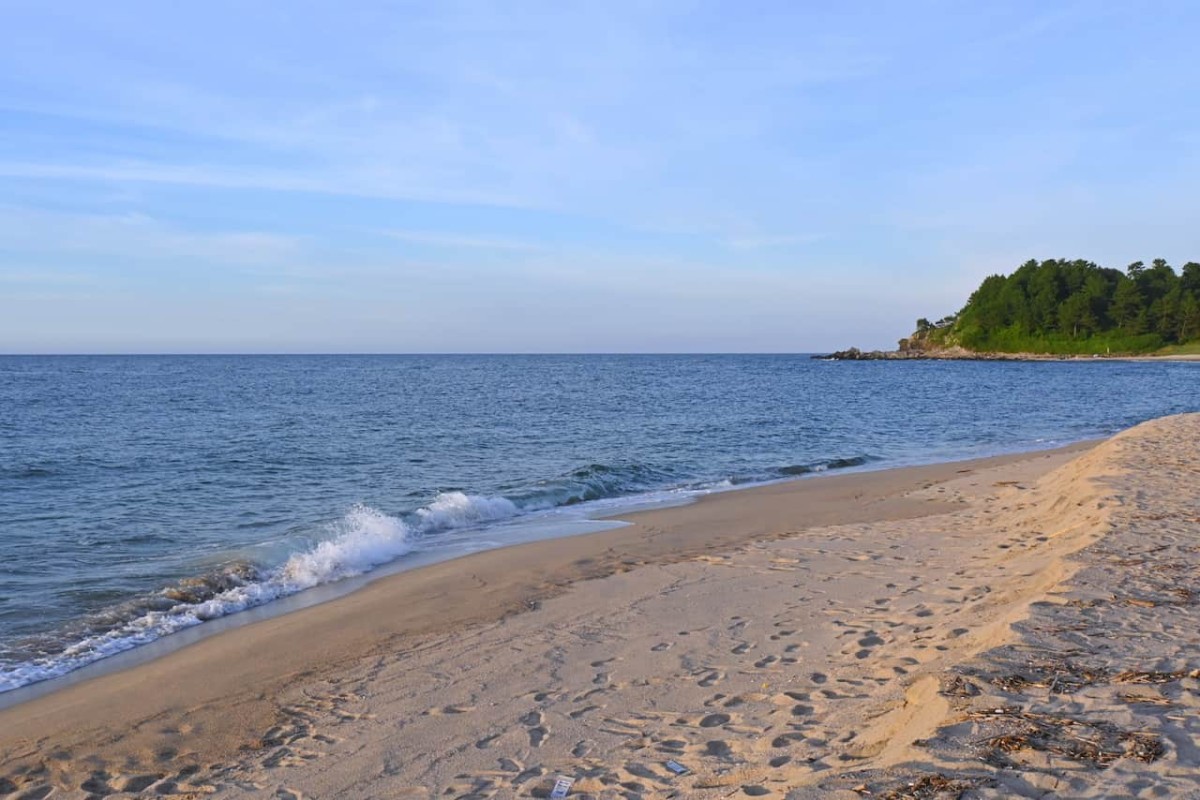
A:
[0, 440, 1097, 795]
[4, 415, 1195, 797]
[0, 440, 1088, 707]
[816, 347, 1200, 362]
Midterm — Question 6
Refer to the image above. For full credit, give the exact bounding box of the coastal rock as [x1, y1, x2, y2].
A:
[813, 347, 928, 361]
[814, 345, 1070, 361]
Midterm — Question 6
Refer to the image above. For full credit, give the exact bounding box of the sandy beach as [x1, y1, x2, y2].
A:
[3, 415, 1199, 799]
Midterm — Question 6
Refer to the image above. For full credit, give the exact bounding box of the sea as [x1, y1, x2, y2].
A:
[1, 354, 1197, 695]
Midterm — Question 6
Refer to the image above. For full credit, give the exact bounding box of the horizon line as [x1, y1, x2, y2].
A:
[0, 351, 830, 357]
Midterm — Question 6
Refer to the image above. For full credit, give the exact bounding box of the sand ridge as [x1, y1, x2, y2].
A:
[811, 413, 1200, 798]
[3, 420, 1196, 798]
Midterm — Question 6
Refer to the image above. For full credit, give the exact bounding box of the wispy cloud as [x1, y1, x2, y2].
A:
[0, 207, 306, 268]
[3, 2, 1200, 351]
[0, 161, 535, 209]
[0, 2, 893, 227]
[379, 229, 549, 252]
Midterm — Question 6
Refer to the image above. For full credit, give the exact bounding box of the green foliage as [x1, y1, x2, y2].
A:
[1155, 340, 1200, 357]
[928, 258, 1200, 354]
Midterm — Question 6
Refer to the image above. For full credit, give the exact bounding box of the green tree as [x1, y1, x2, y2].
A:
[968, 275, 1010, 331]
[1058, 293, 1096, 338]
[1081, 273, 1111, 327]
[1110, 278, 1145, 334]
[1138, 258, 1178, 306]
[927, 256, 1194, 354]
[1156, 287, 1182, 342]
[1181, 262, 1200, 297]
[1027, 262, 1062, 330]
[1180, 293, 1200, 342]
[1000, 280, 1033, 332]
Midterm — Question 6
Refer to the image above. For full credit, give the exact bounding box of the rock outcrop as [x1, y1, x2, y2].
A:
[814, 346, 1067, 361]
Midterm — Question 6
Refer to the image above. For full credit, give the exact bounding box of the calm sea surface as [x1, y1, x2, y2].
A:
[1, 354, 1197, 691]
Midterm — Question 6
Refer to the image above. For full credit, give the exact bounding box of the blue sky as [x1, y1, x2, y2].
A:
[2, 1, 1198, 353]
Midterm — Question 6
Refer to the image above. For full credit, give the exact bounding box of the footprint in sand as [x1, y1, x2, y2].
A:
[79, 774, 114, 796]
[115, 775, 160, 793]
[521, 711, 548, 747]
[771, 732, 805, 748]
[705, 740, 732, 756]
[513, 766, 544, 786]
[568, 704, 600, 719]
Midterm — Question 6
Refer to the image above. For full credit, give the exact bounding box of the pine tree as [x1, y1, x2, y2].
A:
[927, 257, 1197, 353]
[1180, 294, 1200, 342]
[1110, 278, 1145, 333]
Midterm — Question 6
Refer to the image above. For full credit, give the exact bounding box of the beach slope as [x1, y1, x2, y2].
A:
[2, 417, 1197, 798]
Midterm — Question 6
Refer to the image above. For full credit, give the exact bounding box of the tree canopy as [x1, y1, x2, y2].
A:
[922, 258, 1200, 354]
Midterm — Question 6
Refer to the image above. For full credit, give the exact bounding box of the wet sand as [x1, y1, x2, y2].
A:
[2, 418, 1196, 798]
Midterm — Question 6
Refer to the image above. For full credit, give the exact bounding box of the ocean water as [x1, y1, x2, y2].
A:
[1, 354, 1197, 692]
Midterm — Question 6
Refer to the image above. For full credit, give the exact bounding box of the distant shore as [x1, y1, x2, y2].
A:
[816, 345, 1200, 362]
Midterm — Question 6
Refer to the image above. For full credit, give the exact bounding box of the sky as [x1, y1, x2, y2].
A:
[2, 1, 1199, 353]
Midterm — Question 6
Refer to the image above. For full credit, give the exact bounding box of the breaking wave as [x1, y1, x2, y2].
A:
[506, 462, 687, 509]
[774, 455, 878, 476]
[0, 495, 513, 692]
[0, 456, 877, 692]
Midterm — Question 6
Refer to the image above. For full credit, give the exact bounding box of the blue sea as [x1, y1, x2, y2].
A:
[1, 354, 1197, 693]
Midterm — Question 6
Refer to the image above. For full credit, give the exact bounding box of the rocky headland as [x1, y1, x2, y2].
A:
[813, 346, 1068, 361]
[816, 324, 1091, 361]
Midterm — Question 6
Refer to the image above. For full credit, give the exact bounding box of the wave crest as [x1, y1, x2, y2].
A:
[281, 503, 414, 587]
[0, 457, 881, 692]
[415, 492, 518, 531]
[776, 455, 876, 476]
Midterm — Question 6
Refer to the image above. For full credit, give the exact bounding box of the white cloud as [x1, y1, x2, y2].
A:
[0, 161, 534, 209]
[0, 207, 305, 269]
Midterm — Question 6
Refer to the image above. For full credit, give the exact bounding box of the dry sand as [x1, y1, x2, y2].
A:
[1110, 354, 1200, 362]
[1, 415, 1198, 799]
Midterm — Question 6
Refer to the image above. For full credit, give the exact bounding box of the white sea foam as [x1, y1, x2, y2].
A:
[0, 495, 517, 692]
[415, 491, 519, 531]
[281, 503, 414, 588]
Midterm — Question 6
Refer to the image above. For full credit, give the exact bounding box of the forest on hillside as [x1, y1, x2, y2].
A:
[921, 258, 1200, 354]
